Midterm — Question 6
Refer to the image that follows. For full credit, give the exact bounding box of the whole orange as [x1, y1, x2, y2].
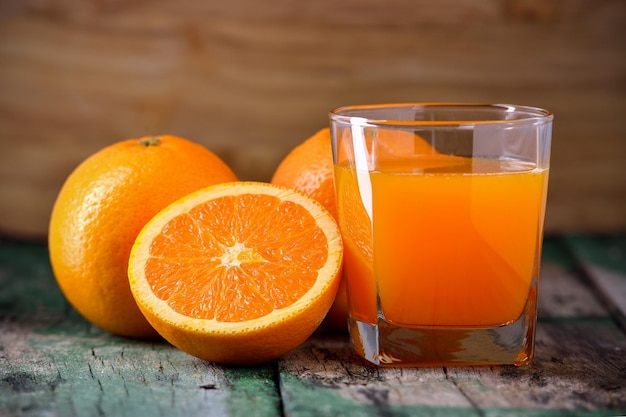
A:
[272, 128, 337, 218]
[271, 128, 349, 331]
[48, 135, 237, 338]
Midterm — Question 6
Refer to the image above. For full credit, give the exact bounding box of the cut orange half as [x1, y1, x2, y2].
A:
[128, 181, 343, 365]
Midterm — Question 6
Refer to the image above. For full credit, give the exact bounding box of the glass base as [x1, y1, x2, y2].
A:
[349, 291, 537, 367]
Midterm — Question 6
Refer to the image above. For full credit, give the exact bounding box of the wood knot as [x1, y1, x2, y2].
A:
[505, 0, 561, 22]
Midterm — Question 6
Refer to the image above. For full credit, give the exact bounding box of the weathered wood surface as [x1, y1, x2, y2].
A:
[0, 241, 280, 417]
[0, 0, 625, 239]
[1, 236, 626, 417]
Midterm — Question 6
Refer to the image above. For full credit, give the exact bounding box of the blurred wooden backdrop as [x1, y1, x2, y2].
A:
[0, 0, 624, 240]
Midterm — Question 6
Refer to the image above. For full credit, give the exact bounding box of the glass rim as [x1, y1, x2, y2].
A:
[329, 102, 553, 127]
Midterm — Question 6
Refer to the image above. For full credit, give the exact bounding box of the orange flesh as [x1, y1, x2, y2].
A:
[144, 194, 329, 322]
[335, 156, 548, 327]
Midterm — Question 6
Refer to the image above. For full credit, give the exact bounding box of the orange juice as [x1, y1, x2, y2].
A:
[335, 156, 548, 327]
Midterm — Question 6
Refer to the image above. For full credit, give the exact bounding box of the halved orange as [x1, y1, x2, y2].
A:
[128, 181, 343, 365]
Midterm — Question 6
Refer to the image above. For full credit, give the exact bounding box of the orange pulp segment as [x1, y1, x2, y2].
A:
[128, 181, 343, 365]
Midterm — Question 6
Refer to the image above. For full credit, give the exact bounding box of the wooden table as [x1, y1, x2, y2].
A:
[1, 235, 625, 416]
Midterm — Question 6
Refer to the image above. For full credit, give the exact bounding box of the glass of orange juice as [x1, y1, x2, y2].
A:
[329, 103, 552, 367]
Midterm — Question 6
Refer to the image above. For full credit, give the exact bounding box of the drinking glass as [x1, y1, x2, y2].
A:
[329, 103, 552, 367]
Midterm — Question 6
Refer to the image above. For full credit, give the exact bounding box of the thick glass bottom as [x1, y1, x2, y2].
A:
[349, 288, 537, 367]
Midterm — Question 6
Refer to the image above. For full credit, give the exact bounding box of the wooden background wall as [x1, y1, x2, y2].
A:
[0, 0, 624, 240]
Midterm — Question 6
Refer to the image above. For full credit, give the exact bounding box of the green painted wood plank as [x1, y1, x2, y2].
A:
[562, 235, 626, 275]
[0, 240, 281, 417]
[4, 237, 626, 417]
[0, 240, 67, 315]
[2, 329, 279, 417]
[277, 237, 626, 416]
[538, 239, 608, 319]
[561, 234, 626, 329]
[278, 321, 626, 417]
[541, 236, 579, 270]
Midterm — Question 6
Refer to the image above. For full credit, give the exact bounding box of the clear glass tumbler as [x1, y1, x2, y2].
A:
[329, 103, 552, 367]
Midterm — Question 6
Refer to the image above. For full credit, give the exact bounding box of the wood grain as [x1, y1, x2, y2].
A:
[2, 237, 626, 416]
[0, 0, 625, 238]
[563, 235, 626, 331]
[278, 321, 626, 415]
[2, 236, 626, 415]
[0, 242, 281, 417]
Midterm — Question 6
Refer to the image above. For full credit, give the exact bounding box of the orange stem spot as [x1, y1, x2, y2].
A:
[139, 136, 162, 147]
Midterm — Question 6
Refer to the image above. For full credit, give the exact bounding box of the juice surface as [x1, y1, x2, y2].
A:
[335, 156, 548, 327]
